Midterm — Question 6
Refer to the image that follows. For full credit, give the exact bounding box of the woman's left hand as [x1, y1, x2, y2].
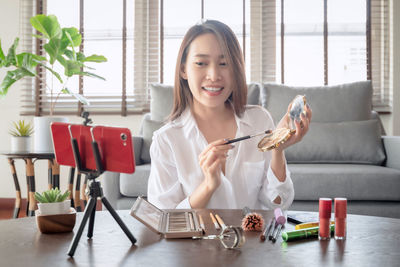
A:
[275, 103, 312, 151]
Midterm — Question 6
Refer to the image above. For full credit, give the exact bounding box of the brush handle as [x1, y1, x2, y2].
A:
[225, 135, 251, 144]
[225, 130, 272, 145]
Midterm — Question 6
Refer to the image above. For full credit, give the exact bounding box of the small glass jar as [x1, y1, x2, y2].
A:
[334, 198, 347, 240]
[319, 198, 332, 240]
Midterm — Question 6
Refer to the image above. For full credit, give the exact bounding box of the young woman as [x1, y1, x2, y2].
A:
[147, 20, 311, 210]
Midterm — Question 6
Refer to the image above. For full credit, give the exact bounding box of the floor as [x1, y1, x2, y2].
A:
[0, 198, 102, 220]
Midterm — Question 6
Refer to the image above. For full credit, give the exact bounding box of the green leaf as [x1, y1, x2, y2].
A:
[58, 190, 70, 202]
[64, 31, 76, 60]
[64, 50, 75, 60]
[30, 14, 62, 40]
[43, 191, 51, 202]
[63, 60, 82, 77]
[0, 68, 34, 96]
[82, 54, 107, 63]
[62, 27, 81, 47]
[80, 71, 106, 81]
[5, 38, 19, 67]
[73, 92, 90, 105]
[61, 87, 90, 105]
[44, 38, 68, 64]
[40, 63, 63, 83]
[0, 39, 5, 66]
[31, 34, 45, 40]
[9, 119, 34, 136]
[15, 53, 40, 76]
[35, 192, 48, 203]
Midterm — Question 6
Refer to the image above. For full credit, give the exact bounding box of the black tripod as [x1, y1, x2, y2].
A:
[67, 128, 136, 257]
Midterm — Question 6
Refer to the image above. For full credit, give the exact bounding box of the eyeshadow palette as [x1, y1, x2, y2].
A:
[130, 197, 203, 238]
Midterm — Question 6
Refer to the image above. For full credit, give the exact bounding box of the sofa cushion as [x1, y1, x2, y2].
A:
[150, 83, 175, 122]
[141, 116, 164, 163]
[150, 83, 261, 122]
[261, 81, 373, 123]
[285, 119, 386, 165]
[247, 83, 261, 105]
[120, 164, 151, 197]
[289, 163, 400, 201]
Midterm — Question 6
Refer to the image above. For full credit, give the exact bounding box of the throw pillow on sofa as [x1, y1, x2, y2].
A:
[261, 81, 373, 124]
[285, 119, 386, 165]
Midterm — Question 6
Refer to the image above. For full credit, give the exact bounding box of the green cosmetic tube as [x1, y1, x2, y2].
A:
[282, 225, 335, 242]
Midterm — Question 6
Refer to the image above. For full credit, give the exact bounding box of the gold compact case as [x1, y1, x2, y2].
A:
[257, 95, 306, 152]
[130, 196, 203, 238]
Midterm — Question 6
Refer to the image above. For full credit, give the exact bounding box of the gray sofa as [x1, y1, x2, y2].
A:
[102, 81, 400, 218]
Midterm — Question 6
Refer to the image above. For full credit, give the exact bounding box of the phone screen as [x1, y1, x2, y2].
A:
[51, 123, 135, 173]
[92, 125, 135, 174]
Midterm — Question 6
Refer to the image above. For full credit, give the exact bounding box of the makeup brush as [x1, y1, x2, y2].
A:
[225, 130, 272, 144]
[241, 206, 265, 232]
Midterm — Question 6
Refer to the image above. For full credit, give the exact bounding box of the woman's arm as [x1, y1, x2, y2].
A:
[189, 139, 233, 208]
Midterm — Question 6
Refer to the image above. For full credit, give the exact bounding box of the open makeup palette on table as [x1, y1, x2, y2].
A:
[130, 197, 203, 238]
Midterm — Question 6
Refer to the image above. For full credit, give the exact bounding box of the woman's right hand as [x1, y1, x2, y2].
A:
[198, 139, 233, 192]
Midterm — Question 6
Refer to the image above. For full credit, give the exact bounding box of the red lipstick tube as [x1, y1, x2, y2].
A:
[319, 198, 332, 240]
[334, 198, 347, 240]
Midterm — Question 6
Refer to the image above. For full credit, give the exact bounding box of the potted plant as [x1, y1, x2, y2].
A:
[35, 187, 76, 233]
[35, 187, 71, 215]
[9, 119, 34, 152]
[0, 14, 107, 152]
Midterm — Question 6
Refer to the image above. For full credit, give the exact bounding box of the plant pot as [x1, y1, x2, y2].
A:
[10, 136, 31, 152]
[37, 199, 71, 215]
[33, 116, 68, 152]
[36, 207, 76, 234]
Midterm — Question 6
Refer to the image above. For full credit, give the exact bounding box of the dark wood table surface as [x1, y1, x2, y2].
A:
[0, 209, 399, 267]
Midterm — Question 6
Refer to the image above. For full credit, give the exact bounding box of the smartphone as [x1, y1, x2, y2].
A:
[91, 125, 135, 174]
[50, 122, 135, 174]
[51, 122, 78, 167]
[69, 124, 96, 171]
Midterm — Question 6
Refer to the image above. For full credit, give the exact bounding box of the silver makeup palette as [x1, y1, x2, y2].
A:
[130, 196, 203, 238]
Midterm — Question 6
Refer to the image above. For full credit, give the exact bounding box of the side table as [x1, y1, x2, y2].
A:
[2, 152, 58, 218]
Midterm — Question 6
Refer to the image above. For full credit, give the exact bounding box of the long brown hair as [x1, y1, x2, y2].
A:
[169, 20, 247, 121]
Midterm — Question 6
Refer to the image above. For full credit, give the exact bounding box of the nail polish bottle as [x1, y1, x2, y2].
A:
[334, 198, 347, 240]
[319, 198, 332, 240]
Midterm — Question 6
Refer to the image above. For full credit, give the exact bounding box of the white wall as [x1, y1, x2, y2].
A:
[0, 0, 399, 198]
[0, 0, 143, 198]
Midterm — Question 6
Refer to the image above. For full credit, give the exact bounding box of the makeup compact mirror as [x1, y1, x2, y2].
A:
[257, 95, 307, 152]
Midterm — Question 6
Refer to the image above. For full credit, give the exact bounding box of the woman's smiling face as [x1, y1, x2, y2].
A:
[181, 33, 233, 111]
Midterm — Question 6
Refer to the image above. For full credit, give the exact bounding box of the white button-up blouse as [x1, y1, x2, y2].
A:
[147, 105, 294, 210]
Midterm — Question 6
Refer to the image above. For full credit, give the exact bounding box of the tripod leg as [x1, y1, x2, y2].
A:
[87, 198, 97, 238]
[101, 196, 136, 245]
[67, 196, 97, 257]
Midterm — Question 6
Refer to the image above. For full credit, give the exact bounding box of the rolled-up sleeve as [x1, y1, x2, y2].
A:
[258, 164, 294, 210]
[147, 133, 190, 209]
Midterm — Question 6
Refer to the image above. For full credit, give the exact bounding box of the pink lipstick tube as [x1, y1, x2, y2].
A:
[319, 198, 332, 240]
[334, 198, 347, 240]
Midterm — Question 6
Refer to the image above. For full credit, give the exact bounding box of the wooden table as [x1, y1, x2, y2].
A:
[0, 210, 399, 266]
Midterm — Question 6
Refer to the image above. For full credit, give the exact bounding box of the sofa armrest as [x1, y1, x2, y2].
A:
[133, 135, 144, 166]
[101, 171, 122, 209]
[382, 136, 400, 170]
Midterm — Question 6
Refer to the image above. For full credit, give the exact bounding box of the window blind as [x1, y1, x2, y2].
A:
[249, 0, 392, 111]
[19, 0, 157, 116]
[250, 0, 277, 83]
[370, 0, 392, 111]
